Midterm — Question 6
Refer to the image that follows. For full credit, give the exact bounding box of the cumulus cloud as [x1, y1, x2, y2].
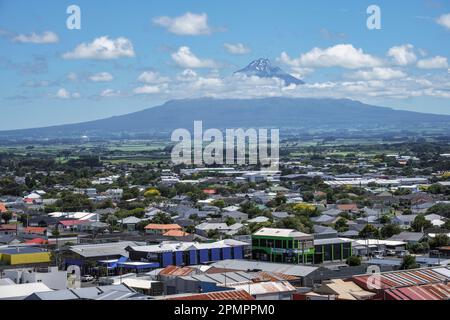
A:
[437, 13, 450, 30]
[66, 72, 78, 82]
[176, 69, 198, 81]
[89, 72, 114, 82]
[100, 89, 121, 97]
[55, 88, 80, 99]
[278, 44, 383, 69]
[224, 43, 251, 54]
[348, 67, 407, 80]
[387, 44, 417, 66]
[417, 56, 449, 69]
[133, 85, 165, 94]
[13, 31, 59, 44]
[62, 36, 135, 60]
[153, 12, 212, 35]
[137, 71, 169, 84]
[171, 46, 218, 68]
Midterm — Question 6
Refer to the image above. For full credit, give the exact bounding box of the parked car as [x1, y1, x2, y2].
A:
[396, 250, 409, 258]
[81, 275, 94, 282]
[385, 249, 396, 256]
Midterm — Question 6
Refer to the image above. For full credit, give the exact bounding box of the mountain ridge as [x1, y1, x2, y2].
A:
[2, 97, 450, 138]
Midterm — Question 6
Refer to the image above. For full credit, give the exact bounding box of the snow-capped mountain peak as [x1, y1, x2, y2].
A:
[234, 58, 305, 86]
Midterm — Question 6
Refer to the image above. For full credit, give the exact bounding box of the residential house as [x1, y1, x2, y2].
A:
[392, 214, 418, 229]
[221, 211, 248, 223]
[144, 224, 182, 236]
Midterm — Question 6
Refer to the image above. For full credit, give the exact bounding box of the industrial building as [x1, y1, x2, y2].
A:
[251, 228, 352, 264]
[126, 239, 249, 268]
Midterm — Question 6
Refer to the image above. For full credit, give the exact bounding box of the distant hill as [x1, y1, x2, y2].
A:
[2, 97, 450, 138]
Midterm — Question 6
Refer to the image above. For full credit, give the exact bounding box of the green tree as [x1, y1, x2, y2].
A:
[144, 188, 161, 198]
[150, 212, 173, 224]
[359, 224, 379, 238]
[380, 224, 401, 239]
[224, 216, 236, 226]
[379, 215, 391, 224]
[334, 218, 348, 232]
[73, 178, 92, 188]
[429, 234, 449, 249]
[212, 199, 225, 209]
[411, 215, 432, 232]
[136, 220, 149, 232]
[443, 220, 450, 230]
[346, 255, 362, 266]
[51, 227, 60, 237]
[1, 211, 13, 224]
[207, 229, 220, 239]
[400, 255, 419, 270]
[106, 215, 118, 231]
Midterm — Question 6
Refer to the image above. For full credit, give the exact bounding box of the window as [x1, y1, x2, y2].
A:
[252, 238, 259, 247]
[260, 239, 267, 247]
[333, 244, 342, 260]
[287, 240, 293, 249]
[294, 240, 299, 249]
[275, 240, 282, 249]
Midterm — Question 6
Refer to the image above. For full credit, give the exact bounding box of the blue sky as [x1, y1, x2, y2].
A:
[1, 0, 450, 130]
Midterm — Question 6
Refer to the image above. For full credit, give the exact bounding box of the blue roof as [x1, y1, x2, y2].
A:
[366, 259, 402, 266]
[0, 247, 45, 255]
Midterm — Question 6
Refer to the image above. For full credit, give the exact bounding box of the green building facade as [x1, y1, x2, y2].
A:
[251, 228, 352, 265]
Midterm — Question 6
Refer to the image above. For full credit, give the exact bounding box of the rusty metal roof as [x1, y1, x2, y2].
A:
[385, 283, 450, 300]
[166, 290, 254, 300]
[352, 267, 450, 290]
[159, 265, 195, 277]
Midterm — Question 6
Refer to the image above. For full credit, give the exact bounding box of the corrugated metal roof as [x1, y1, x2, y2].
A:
[211, 259, 318, 277]
[166, 290, 254, 300]
[252, 271, 300, 282]
[159, 265, 195, 276]
[385, 283, 450, 300]
[353, 267, 450, 290]
[231, 281, 296, 295]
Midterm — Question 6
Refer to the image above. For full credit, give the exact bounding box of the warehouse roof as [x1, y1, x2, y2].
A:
[253, 228, 312, 239]
[231, 280, 296, 295]
[69, 241, 143, 258]
[0, 283, 52, 300]
[384, 283, 450, 300]
[352, 267, 450, 290]
[127, 239, 248, 253]
[164, 289, 254, 300]
[210, 259, 319, 277]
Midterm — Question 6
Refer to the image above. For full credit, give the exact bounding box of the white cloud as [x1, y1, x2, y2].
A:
[137, 71, 169, 84]
[171, 46, 218, 68]
[55, 88, 80, 99]
[224, 43, 251, 54]
[417, 56, 449, 69]
[177, 69, 198, 81]
[100, 89, 121, 97]
[278, 44, 383, 69]
[290, 67, 314, 79]
[13, 31, 59, 44]
[133, 85, 164, 94]
[66, 72, 78, 81]
[348, 67, 407, 80]
[62, 36, 135, 60]
[153, 12, 212, 35]
[387, 44, 417, 66]
[437, 13, 450, 30]
[90, 72, 114, 82]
